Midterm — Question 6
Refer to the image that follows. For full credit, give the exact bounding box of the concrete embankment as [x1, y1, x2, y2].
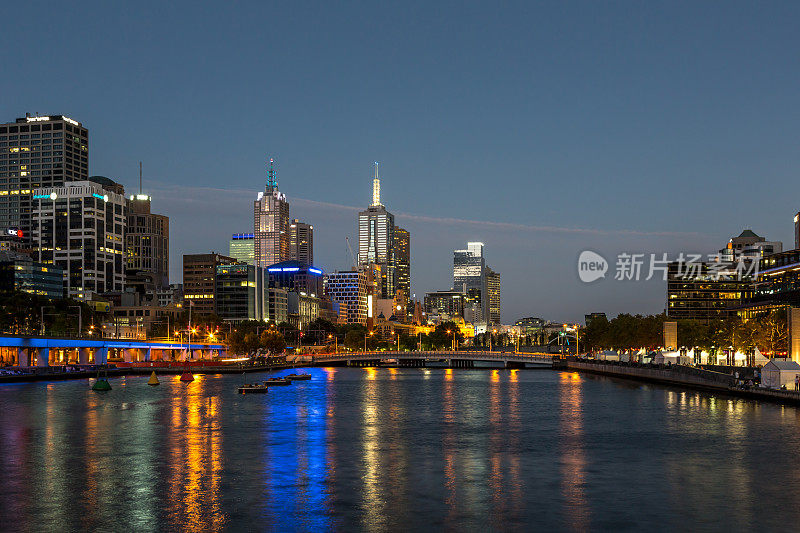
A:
[0, 363, 300, 384]
[564, 359, 800, 406]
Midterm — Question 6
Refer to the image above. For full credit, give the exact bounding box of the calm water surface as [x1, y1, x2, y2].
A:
[2, 368, 800, 532]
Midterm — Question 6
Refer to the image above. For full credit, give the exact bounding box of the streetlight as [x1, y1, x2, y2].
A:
[365, 331, 373, 352]
[328, 334, 337, 354]
[68, 305, 83, 338]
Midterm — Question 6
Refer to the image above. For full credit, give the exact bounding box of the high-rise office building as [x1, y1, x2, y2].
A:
[485, 267, 501, 325]
[229, 233, 255, 264]
[126, 191, 169, 289]
[358, 162, 395, 299]
[215, 263, 268, 323]
[394, 227, 410, 308]
[324, 270, 368, 325]
[0, 114, 88, 236]
[795, 212, 800, 250]
[31, 178, 126, 300]
[183, 252, 236, 316]
[254, 159, 290, 268]
[289, 219, 313, 265]
[454, 242, 487, 323]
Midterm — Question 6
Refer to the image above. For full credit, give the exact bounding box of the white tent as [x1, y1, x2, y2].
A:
[761, 360, 800, 389]
[596, 350, 619, 362]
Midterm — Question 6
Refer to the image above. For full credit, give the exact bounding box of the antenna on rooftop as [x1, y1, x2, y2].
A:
[139, 161, 142, 194]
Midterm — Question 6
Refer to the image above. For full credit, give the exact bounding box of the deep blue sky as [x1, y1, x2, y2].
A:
[3, 1, 799, 323]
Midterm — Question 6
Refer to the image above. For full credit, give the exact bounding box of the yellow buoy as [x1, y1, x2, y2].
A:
[147, 371, 160, 386]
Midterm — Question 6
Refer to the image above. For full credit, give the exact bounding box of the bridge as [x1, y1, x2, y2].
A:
[309, 350, 554, 368]
[0, 334, 227, 367]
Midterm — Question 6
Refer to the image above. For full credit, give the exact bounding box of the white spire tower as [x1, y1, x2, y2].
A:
[371, 161, 382, 206]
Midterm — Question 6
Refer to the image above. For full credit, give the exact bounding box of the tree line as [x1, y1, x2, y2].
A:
[582, 311, 788, 355]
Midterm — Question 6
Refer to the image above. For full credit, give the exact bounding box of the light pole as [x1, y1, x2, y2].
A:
[328, 334, 338, 354]
[68, 305, 83, 338]
[365, 331, 373, 352]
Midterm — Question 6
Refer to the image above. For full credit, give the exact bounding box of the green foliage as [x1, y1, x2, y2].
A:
[0, 290, 100, 336]
[583, 311, 788, 354]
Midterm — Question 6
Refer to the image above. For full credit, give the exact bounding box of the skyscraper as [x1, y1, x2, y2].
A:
[253, 158, 290, 268]
[0, 114, 88, 236]
[289, 218, 313, 265]
[229, 233, 255, 264]
[183, 252, 236, 316]
[454, 242, 487, 323]
[394, 227, 410, 307]
[485, 267, 501, 325]
[358, 162, 395, 299]
[795, 212, 799, 250]
[126, 191, 169, 289]
[32, 178, 126, 300]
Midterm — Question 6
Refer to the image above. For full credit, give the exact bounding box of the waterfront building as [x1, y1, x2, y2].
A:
[584, 312, 607, 327]
[741, 249, 800, 317]
[394, 227, 410, 309]
[718, 229, 782, 262]
[215, 263, 268, 323]
[31, 178, 126, 300]
[268, 287, 289, 324]
[126, 192, 169, 289]
[147, 283, 183, 307]
[0, 114, 88, 236]
[486, 267, 501, 325]
[267, 260, 324, 296]
[288, 291, 320, 331]
[229, 233, 255, 264]
[254, 159, 290, 268]
[358, 162, 396, 299]
[666, 260, 755, 320]
[795, 212, 800, 250]
[453, 242, 488, 323]
[182, 252, 236, 316]
[514, 316, 546, 336]
[0, 250, 64, 298]
[424, 290, 467, 319]
[289, 219, 313, 265]
[324, 270, 368, 325]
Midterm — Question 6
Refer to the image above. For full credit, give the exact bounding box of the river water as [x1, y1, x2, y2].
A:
[2, 368, 800, 532]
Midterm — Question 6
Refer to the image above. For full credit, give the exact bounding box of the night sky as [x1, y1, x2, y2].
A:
[3, 1, 799, 323]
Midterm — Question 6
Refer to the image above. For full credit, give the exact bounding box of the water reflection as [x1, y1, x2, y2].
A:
[4, 369, 800, 530]
[559, 372, 590, 531]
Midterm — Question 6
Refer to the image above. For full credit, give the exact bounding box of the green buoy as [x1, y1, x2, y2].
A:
[92, 378, 112, 391]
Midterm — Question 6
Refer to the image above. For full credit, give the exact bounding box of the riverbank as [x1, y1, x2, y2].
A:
[565, 358, 800, 406]
[0, 362, 302, 383]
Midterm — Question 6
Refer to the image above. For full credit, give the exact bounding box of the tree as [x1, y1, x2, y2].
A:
[260, 329, 286, 355]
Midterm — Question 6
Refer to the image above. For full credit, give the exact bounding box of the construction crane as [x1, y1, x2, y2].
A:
[345, 236, 358, 269]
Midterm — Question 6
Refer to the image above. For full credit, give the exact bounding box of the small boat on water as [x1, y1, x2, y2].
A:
[238, 383, 269, 394]
[264, 377, 291, 386]
[285, 373, 311, 381]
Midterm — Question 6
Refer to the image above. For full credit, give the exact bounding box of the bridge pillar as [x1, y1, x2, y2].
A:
[78, 348, 90, 365]
[144, 348, 151, 362]
[37, 348, 50, 367]
[96, 347, 108, 365]
[17, 348, 29, 367]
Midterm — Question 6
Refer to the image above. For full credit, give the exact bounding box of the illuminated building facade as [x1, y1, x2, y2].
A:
[424, 290, 466, 319]
[454, 242, 487, 324]
[486, 267, 501, 325]
[0, 250, 65, 299]
[744, 249, 800, 313]
[253, 159, 290, 268]
[268, 260, 324, 296]
[126, 193, 169, 289]
[182, 252, 236, 316]
[0, 114, 88, 237]
[324, 270, 368, 325]
[666, 261, 755, 320]
[215, 263, 267, 323]
[718, 229, 782, 262]
[394, 227, 410, 309]
[229, 233, 255, 264]
[289, 219, 313, 265]
[31, 179, 126, 300]
[795, 212, 800, 250]
[358, 162, 396, 299]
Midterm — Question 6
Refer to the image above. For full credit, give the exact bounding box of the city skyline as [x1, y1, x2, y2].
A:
[3, 2, 799, 322]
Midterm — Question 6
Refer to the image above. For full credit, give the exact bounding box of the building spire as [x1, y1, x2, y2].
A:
[371, 161, 381, 206]
[266, 158, 278, 191]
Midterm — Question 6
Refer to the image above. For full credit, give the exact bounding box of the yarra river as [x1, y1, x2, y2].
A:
[2, 368, 800, 531]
